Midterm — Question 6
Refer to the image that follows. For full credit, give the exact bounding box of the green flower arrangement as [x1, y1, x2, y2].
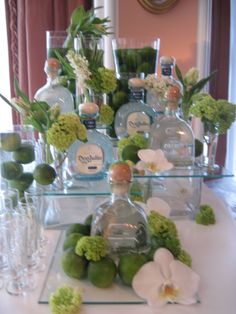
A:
[117, 133, 149, 158]
[47, 113, 87, 152]
[49, 285, 82, 314]
[175, 65, 217, 121]
[190, 93, 236, 134]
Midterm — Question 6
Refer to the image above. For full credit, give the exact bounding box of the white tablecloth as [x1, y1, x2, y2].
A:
[1, 184, 236, 314]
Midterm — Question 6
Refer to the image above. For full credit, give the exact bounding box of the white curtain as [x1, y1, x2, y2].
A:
[225, 0, 236, 174]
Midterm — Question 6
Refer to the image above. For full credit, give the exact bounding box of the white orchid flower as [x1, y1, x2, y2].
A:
[132, 248, 200, 308]
[136, 149, 173, 174]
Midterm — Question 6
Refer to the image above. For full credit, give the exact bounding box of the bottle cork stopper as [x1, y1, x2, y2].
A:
[128, 78, 145, 89]
[79, 102, 99, 118]
[109, 162, 132, 183]
[160, 56, 175, 66]
[44, 58, 61, 75]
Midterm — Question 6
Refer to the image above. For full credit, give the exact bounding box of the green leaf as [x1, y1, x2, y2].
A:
[14, 79, 31, 105]
[175, 64, 184, 84]
[190, 70, 217, 94]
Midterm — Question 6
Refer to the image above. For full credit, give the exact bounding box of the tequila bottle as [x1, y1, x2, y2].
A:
[149, 100, 195, 168]
[114, 78, 156, 139]
[67, 103, 114, 180]
[34, 58, 74, 113]
[91, 162, 150, 256]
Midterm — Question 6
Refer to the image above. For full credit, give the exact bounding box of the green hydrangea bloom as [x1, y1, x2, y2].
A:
[131, 133, 149, 149]
[148, 211, 182, 258]
[49, 285, 82, 314]
[97, 104, 114, 125]
[190, 93, 236, 134]
[88, 67, 117, 94]
[177, 249, 192, 267]
[148, 211, 178, 237]
[75, 236, 108, 261]
[47, 113, 87, 151]
[117, 134, 148, 157]
[195, 204, 216, 225]
[98, 67, 117, 93]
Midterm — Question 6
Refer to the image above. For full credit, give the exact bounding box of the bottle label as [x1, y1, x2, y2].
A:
[126, 112, 151, 135]
[162, 67, 172, 76]
[76, 144, 104, 174]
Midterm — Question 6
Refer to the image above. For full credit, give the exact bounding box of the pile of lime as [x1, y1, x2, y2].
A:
[61, 215, 148, 289]
[0, 132, 56, 196]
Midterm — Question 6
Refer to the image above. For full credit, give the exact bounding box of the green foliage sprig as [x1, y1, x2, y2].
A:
[175, 65, 217, 121]
[64, 6, 112, 49]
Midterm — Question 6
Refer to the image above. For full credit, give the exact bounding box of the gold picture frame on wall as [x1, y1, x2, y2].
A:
[137, 0, 179, 14]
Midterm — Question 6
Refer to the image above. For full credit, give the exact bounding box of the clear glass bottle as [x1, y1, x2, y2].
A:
[34, 58, 74, 113]
[91, 162, 150, 256]
[149, 100, 195, 168]
[67, 102, 114, 180]
[114, 77, 157, 139]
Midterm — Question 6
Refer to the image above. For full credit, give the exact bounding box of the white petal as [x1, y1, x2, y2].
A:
[138, 149, 156, 163]
[154, 248, 174, 278]
[154, 149, 166, 161]
[169, 260, 200, 305]
[158, 160, 173, 171]
[135, 161, 146, 171]
[146, 197, 171, 217]
[132, 261, 164, 301]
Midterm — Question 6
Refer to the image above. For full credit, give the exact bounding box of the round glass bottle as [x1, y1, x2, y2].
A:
[149, 87, 195, 168]
[34, 58, 75, 113]
[91, 162, 150, 257]
[114, 77, 157, 139]
[67, 102, 114, 180]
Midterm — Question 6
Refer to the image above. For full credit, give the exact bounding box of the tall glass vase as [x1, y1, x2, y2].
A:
[202, 121, 219, 170]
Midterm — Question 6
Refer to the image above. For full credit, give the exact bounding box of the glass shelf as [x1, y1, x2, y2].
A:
[38, 231, 145, 305]
[44, 166, 233, 196]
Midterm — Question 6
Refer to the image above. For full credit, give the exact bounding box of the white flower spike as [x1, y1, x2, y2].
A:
[136, 149, 173, 174]
[132, 248, 200, 308]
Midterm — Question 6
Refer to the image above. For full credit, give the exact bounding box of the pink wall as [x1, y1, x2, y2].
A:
[118, 0, 198, 75]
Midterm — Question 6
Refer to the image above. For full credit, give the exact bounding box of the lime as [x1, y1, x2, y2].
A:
[9, 172, 34, 193]
[118, 253, 147, 286]
[121, 144, 140, 164]
[63, 233, 83, 251]
[33, 163, 56, 185]
[88, 257, 117, 288]
[1, 161, 23, 180]
[195, 138, 203, 157]
[0, 132, 21, 152]
[61, 249, 87, 279]
[84, 214, 93, 227]
[13, 142, 35, 164]
[66, 223, 90, 237]
[112, 91, 129, 111]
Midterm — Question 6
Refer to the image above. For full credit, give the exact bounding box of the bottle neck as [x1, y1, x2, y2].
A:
[161, 65, 173, 77]
[83, 118, 96, 130]
[46, 74, 59, 86]
[164, 103, 180, 117]
[110, 182, 130, 200]
[129, 88, 144, 102]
